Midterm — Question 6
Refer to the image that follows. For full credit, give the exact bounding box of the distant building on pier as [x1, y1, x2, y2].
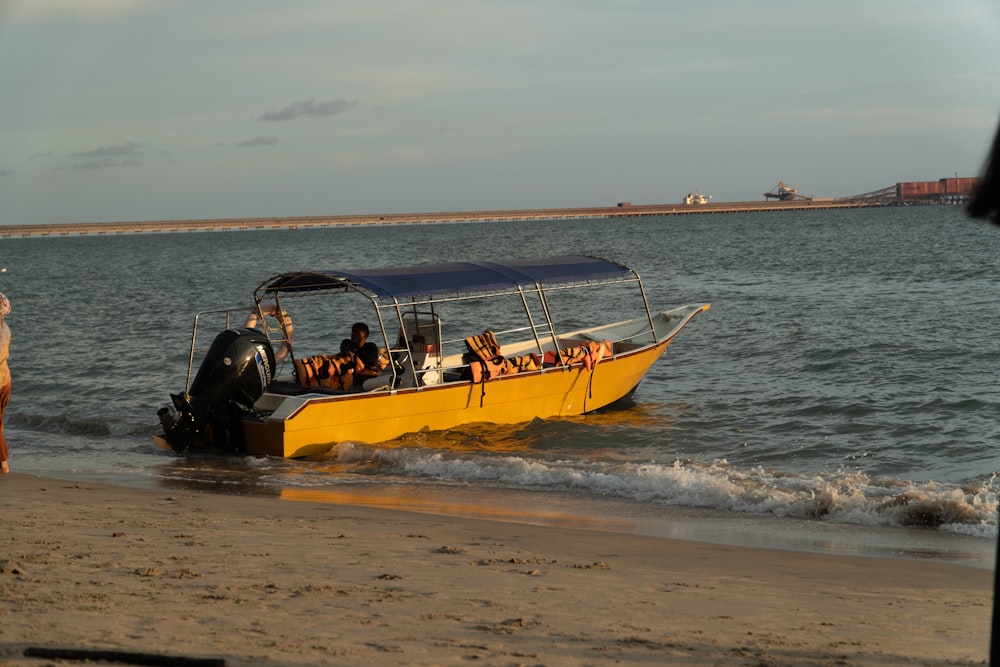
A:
[896, 177, 981, 203]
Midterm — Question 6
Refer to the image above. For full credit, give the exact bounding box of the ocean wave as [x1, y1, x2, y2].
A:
[7, 410, 155, 438]
[332, 444, 999, 538]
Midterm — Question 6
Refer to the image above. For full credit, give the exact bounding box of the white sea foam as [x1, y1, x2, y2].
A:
[335, 444, 999, 538]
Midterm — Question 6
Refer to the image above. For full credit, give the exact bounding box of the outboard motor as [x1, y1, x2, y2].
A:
[157, 328, 276, 453]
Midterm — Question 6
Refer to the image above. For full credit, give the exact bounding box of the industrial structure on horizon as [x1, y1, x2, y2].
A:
[764, 177, 981, 205]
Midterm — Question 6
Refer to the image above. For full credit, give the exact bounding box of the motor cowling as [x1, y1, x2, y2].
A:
[158, 328, 276, 453]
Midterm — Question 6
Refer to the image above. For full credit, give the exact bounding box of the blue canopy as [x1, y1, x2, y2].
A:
[260, 254, 636, 300]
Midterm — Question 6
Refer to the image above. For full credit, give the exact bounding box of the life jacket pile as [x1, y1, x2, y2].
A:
[543, 340, 613, 371]
[463, 331, 506, 384]
[501, 353, 542, 375]
[294, 352, 360, 391]
[464, 331, 614, 383]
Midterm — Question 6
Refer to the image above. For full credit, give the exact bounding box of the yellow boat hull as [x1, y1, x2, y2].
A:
[242, 339, 671, 458]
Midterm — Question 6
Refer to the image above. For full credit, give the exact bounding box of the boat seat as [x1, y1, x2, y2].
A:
[267, 380, 350, 396]
[361, 343, 443, 392]
[442, 369, 465, 383]
[361, 373, 394, 392]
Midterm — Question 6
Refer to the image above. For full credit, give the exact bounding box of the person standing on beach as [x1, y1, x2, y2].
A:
[0, 292, 10, 473]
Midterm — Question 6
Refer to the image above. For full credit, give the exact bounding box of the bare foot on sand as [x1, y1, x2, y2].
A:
[1, 460, 8, 474]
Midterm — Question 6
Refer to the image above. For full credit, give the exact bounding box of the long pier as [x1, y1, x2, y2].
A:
[1, 198, 891, 238]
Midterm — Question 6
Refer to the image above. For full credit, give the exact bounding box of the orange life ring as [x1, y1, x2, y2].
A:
[244, 304, 293, 362]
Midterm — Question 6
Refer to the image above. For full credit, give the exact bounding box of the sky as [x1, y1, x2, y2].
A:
[1, 0, 999, 225]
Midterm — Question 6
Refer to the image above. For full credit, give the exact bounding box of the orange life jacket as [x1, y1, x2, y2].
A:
[465, 331, 501, 361]
[501, 353, 542, 375]
[294, 352, 359, 391]
[464, 331, 505, 383]
[543, 340, 613, 370]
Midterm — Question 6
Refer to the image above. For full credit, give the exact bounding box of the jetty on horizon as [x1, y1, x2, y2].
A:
[1, 176, 980, 238]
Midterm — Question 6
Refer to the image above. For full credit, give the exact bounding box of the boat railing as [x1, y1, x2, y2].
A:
[562, 317, 658, 344]
[438, 322, 542, 351]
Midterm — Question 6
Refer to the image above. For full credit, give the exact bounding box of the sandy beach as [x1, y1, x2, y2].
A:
[0, 473, 991, 666]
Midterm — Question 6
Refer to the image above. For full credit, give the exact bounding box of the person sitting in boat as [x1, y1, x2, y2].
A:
[354, 341, 387, 383]
[339, 323, 390, 387]
[340, 322, 370, 356]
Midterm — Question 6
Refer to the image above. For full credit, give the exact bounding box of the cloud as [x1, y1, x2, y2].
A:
[0, 168, 14, 177]
[237, 135, 279, 147]
[66, 141, 154, 170]
[259, 98, 358, 122]
[74, 158, 121, 171]
[69, 141, 148, 159]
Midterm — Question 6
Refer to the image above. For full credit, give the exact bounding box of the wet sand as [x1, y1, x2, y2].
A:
[0, 473, 991, 666]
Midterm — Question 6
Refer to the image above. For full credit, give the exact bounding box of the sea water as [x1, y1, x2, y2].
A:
[2, 205, 998, 565]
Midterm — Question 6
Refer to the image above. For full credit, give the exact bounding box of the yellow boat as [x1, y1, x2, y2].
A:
[155, 254, 709, 458]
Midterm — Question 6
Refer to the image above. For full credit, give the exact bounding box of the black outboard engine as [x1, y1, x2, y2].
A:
[157, 328, 276, 453]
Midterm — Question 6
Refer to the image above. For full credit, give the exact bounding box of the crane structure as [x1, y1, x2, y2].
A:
[763, 182, 812, 201]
